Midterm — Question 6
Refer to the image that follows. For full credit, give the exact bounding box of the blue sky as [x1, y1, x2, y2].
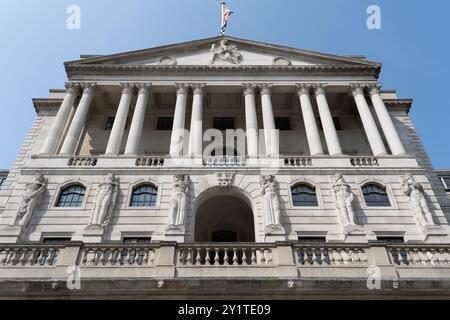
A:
[0, 0, 449, 169]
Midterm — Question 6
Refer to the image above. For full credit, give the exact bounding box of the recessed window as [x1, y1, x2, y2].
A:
[317, 117, 342, 131]
[56, 184, 86, 207]
[362, 184, 391, 207]
[123, 237, 152, 244]
[104, 117, 115, 130]
[297, 236, 326, 243]
[275, 117, 291, 130]
[130, 185, 158, 207]
[213, 117, 235, 130]
[376, 236, 404, 243]
[291, 184, 318, 207]
[156, 117, 174, 130]
[441, 177, 450, 191]
[43, 237, 72, 244]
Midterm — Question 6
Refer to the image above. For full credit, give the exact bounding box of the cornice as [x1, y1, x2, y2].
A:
[383, 99, 413, 114]
[65, 63, 381, 77]
[32, 98, 64, 113]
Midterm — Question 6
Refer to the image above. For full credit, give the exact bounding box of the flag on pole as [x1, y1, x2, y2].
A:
[220, 1, 234, 35]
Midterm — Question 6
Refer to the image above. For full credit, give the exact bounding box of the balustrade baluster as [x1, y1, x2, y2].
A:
[224, 248, 230, 265]
[205, 248, 211, 265]
[196, 248, 202, 265]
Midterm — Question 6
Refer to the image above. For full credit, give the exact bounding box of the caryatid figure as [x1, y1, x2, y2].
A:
[401, 174, 435, 228]
[89, 173, 119, 227]
[168, 174, 189, 229]
[13, 173, 47, 230]
[260, 175, 282, 231]
[330, 173, 357, 228]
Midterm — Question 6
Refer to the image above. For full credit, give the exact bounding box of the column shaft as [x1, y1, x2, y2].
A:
[368, 85, 406, 155]
[259, 84, 279, 156]
[242, 83, 258, 157]
[169, 84, 188, 156]
[59, 83, 96, 155]
[313, 84, 343, 155]
[40, 83, 79, 154]
[105, 83, 135, 155]
[124, 83, 151, 155]
[296, 84, 324, 155]
[188, 84, 205, 157]
[351, 84, 387, 156]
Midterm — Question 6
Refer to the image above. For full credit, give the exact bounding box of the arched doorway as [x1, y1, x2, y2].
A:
[195, 194, 255, 242]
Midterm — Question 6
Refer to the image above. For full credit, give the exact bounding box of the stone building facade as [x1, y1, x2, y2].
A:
[0, 36, 450, 298]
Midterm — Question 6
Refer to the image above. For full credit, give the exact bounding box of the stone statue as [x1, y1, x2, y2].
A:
[330, 173, 362, 234]
[12, 173, 47, 230]
[401, 174, 435, 228]
[209, 39, 242, 64]
[88, 173, 119, 227]
[167, 174, 189, 230]
[260, 175, 283, 233]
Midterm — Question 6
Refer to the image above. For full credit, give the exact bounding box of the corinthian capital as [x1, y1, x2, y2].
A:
[64, 82, 80, 94]
[190, 83, 206, 95]
[81, 82, 97, 95]
[136, 82, 152, 95]
[258, 83, 273, 96]
[175, 83, 188, 95]
[295, 83, 313, 96]
[120, 82, 135, 95]
[367, 83, 381, 97]
[350, 83, 365, 97]
[242, 83, 257, 96]
[313, 83, 327, 96]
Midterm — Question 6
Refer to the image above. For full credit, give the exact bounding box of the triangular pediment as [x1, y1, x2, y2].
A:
[65, 36, 380, 69]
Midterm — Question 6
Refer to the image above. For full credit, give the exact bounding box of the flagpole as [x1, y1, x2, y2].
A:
[220, 1, 225, 36]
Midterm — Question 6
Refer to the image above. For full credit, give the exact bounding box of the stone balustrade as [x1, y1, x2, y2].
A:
[177, 244, 273, 266]
[284, 157, 313, 167]
[67, 156, 98, 166]
[350, 157, 379, 167]
[80, 245, 156, 266]
[0, 245, 61, 266]
[387, 245, 450, 266]
[295, 245, 369, 266]
[135, 157, 165, 167]
[203, 156, 246, 167]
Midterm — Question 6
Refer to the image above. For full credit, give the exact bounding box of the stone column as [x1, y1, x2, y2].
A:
[188, 83, 205, 157]
[59, 83, 96, 155]
[105, 83, 135, 155]
[124, 83, 151, 155]
[169, 83, 188, 156]
[350, 84, 387, 156]
[313, 84, 343, 155]
[40, 82, 80, 154]
[242, 83, 259, 157]
[368, 84, 406, 155]
[259, 84, 279, 156]
[296, 83, 324, 155]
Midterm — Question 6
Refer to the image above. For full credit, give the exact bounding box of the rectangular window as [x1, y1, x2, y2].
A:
[213, 117, 235, 130]
[42, 237, 72, 244]
[122, 237, 152, 244]
[317, 117, 342, 131]
[376, 236, 404, 243]
[104, 117, 115, 130]
[297, 237, 326, 243]
[441, 177, 450, 191]
[275, 117, 291, 130]
[156, 117, 174, 130]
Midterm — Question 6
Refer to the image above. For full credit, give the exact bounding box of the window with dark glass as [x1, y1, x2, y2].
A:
[275, 117, 291, 130]
[291, 185, 318, 207]
[122, 237, 152, 244]
[213, 117, 235, 130]
[56, 185, 86, 207]
[317, 117, 342, 131]
[130, 185, 158, 207]
[362, 184, 391, 207]
[104, 117, 115, 130]
[297, 237, 326, 243]
[43, 237, 72, 244]
[376, 236, 404, 243]
[156, 117, 174, 130]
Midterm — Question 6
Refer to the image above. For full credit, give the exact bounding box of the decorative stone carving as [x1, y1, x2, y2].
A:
[120, 82, 135, 95]
[295, 83, 312, 96]
[330, 173, 363, 234]
[260, 175, 284, 233]
[209, 39, 242, 64]
[64, 82, 80, 94]
[167, 174, 189, 230]
[272, 56, 292, 66]
[190, 83, 206, 95]
[312, 83, 327, 96]
[175, 83, 188, 95]
[158, 56, 177, 66]
[401, 174, 435, 229]
[258, 83, 272, 96]
[216, 172, 234, 190]
[136, 82, 152, 95]
[88, 173, 119, 228]
[242, 83, 257, 96]
[12, 174, 47, 230]
[80, 82, 96, 95]
[350, 83, 365, 97]
[367, 83, 381, 97]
